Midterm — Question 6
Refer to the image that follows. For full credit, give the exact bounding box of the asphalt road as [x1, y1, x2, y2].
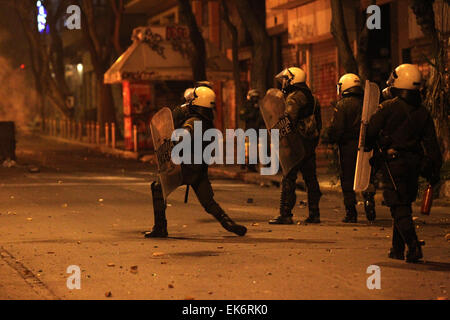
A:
[0, 135, 448, 300]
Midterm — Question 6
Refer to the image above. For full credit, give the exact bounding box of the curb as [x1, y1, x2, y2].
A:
[41, 135, 141, 161]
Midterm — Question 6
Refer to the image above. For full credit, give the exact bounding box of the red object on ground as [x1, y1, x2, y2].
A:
[421, 184, 433, 215]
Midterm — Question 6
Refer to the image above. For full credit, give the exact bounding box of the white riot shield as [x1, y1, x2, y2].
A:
[150, 107, 183, 199]
[353, 81, 380, 192]
[260, 88, 305, 176]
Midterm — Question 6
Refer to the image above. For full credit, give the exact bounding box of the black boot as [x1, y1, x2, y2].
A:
[406, 240, 424, 263]
[396, 214, 424, 263]
[145, 182, 168, 238]
[363, 192, 376, 222]
[210, 204, 247, 236]
[388, 224, 405, 260]
[269, 214, 294, 224]
[304, 206, 320, 224]
[270, 177, 296, 225]
[342, 206, 357, 223]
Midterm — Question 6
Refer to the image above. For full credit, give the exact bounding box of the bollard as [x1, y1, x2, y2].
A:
[78, 122, 82, 141]
[133, 125, 138, 153]
[111, 122, 116, 149]
[96, 122, 100, 144]
[87, 122, 91, 143]
[89, 122, 93, 143]
[92, 122, 95, 144]
[105, 123, 109, 146]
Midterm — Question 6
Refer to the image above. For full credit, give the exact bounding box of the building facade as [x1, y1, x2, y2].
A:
[266, 0, 449, 125]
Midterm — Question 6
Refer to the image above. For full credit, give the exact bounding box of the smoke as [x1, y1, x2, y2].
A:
[0, 52, 38, 133]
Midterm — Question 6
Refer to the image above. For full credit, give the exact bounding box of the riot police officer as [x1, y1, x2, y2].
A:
[328, 73, 377, 223]
[146, 86, 247, 238]
[269, 67, 322, 224]
[240, 89, 264, 172]
[366, 64, 442, 263]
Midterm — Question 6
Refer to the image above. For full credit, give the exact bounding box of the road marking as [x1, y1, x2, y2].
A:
[0, 247, 59, 300]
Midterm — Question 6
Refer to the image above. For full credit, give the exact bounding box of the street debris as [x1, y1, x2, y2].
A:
[105, 291, 112, 298]
[168, 284, 174, 289]
[153, 252, 165, 257]
[247, 198, 253, 204]
[298, 200, 307, 208]
[26, 217, 32, 222]
[445, 234, 450, 241]
[130, 266, 138, 274]
[28, 166, 40, 173]
[107, 263, 115, 267]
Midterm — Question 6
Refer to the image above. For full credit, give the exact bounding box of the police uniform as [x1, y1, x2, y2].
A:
[240, 91, 264, 172]
[366, 78, 442, 262]
[269, 69, 322, 224]
[328, 85, 377, 222]
[146, 87, 247, 238]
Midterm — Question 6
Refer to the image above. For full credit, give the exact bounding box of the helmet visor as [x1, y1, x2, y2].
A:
[386, 70, 397, 87]
[275, 69, 291, 90]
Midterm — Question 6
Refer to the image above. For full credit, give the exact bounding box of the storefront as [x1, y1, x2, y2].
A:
[104, 25, 233, 151]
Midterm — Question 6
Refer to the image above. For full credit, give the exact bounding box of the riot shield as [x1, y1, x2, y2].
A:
[150, 107, 183, 199]
[260, 88, 305, 176]
[353, 81, 380, 192]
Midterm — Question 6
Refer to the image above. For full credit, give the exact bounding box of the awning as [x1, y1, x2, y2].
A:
[104, 26, 233, 84]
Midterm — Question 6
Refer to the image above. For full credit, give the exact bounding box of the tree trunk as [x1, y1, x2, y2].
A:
[97, 77, 117, 126]
[410, 0, 449, 160]
[355, 1, 376, 82]
[330, 0, 358, 74]
[221, 0, 244, 128]
[233, 0, 272, 95]
[177, 0, 207, 81]
[78, 0, 120, 128]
